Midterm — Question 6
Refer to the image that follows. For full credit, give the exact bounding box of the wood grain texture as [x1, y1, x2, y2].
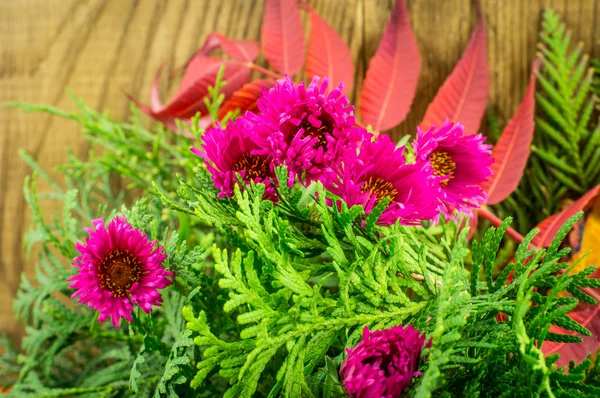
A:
[1, 0, 599, 342]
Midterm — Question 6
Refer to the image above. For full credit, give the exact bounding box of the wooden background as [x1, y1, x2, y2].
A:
[1, 0, 599, 342]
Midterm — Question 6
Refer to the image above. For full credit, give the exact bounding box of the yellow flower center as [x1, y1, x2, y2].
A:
[361, 176, 398, 204]
[429, 150, 456, 186]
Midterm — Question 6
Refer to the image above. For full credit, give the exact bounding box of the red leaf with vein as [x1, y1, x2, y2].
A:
[305, 5, 353, 93]
[155, 61, 250, 119]
[129, 32, 258, 132]
[128, 58, 250, 133]
[419, 12, 489, 135]
[482, 59, 539, 204]
[359, 0, 420, 132]
[262, 0, 305, 76]
[190, 32, 259, 62]
[218, 79, 276, 120]
[532, 184, 600, 247]
[177, 56, 225, 97]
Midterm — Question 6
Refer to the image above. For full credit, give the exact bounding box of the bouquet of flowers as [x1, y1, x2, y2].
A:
[3, 0, 600, 397]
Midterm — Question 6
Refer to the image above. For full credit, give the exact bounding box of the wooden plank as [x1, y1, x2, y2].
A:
[0, 0, 599, 343]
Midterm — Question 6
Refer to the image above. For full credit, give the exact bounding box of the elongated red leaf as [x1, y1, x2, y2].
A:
[533, 185, 600, 247]
[190, 32, 259, 62]
[160, 63, 250, 118]
[359, 0, 420, 132]
[482, 60, 539, 204]
[177, 56, 224, 97]
[420, 12, 489, 134]
[304, 5, 353, 93]
[218, 79, 276, 120]
[129, 32, 256, 133]
[262, 0, 305, 76]
[129, 59, 250, 133]
[542, 304, 600, 368]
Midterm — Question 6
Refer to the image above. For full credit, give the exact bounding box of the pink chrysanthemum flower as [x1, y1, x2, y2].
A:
[191, 117, 278, 200]
[247, 75, 362, 185]
[68, 216, 173, 328]
[340, 325, 429, 398]
[413, 122, 493, 218]
[322, 134, 440, 226]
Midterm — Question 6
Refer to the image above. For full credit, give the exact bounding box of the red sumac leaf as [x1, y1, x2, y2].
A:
[218, 79, 276, 120]
[177, 56, 225, 96]
[129, 59, 250, 133]
[154, 61, 249, 119]
[304, 5, 354, 93]
[420, 11, 489, 135]
[482, 59, 539, 204]
[359, 0, 420, 132]
[262, 0, 305, 76]
[190, 32, 259, 62]
[533, 185, 600, 247]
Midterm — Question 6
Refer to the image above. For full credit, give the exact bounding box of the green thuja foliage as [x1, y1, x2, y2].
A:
[153, 164, 600, 397]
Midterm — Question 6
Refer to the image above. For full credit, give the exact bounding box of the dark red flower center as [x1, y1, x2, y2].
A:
[233, 153, 271, 181]
[429, 150, 456, 186]
[297, 113, 335, 150]
[361, 176, 398, 204]
[98, 249, 142, 297]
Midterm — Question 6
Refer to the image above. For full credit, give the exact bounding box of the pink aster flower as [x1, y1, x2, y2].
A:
[413, 121, 493, 218]
[322, 134, 440, 226]
[340, 325, 429, 398]
[246, 75, 362, 185]
[191, 117, 278, 201]
[68, 216, 173, 328]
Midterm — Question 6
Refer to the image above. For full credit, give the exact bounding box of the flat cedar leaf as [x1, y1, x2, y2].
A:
[359, 0, 420, 132]
[482, 59, 539, 204]
[304, 4, 354, 93]
[189, 32, 260, 63]
[542, 303, 600, 368]
[533, 185, 600, 247]
[262, 0, 305, 76]
[419, 10, 489, 135]
[217, 79, 277, 120]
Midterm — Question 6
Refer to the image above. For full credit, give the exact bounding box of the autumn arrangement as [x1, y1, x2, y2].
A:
[3, 0, 600, 397]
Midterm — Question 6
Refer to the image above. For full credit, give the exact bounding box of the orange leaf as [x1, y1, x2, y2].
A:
[568, 199, 600, 277]
[359, 0, 420, 132]
[533, 185, 600, 247]
[218, 79, 277, 120]
[419, 11, 489, 135]
[483, 59, 539, 204]
[305, 5, 354, 93]
[262, 0, 305, 76]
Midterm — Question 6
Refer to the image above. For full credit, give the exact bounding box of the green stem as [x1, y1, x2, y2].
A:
[91, 330, 143, 343]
